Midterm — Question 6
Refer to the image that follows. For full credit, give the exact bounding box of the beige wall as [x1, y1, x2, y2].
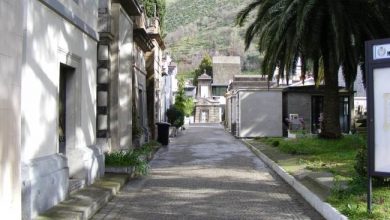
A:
[145, 42, 163, 123]
[133, 44, 148, 145]
[212, 56, 241, 85]
[0, 0, 23, 218]
[145, 40, 164, 139]
[110, 5, 133, 150]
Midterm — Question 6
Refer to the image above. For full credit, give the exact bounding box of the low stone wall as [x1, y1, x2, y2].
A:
[22, 154, 69, 220]
[106, 166, 135, 177]
[22, 145, 105, 219]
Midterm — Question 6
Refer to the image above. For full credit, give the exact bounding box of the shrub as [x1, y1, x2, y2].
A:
[354, 137, 390, 186]
[354, 142, 367, 178]
[166, 106, 184, 128]
[142, 140, 161, 150]
[105, 150, 138, 167]
[272, 140, 280, 147]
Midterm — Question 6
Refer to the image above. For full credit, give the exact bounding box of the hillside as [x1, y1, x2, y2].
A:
[165, 0, 262, 75]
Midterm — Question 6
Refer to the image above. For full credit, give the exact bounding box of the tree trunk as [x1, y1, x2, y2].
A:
[277, 62, 285, 86]
[300, 55, 306, 84]
[313, 58, 319, 85]
[320, 55, 342, 139]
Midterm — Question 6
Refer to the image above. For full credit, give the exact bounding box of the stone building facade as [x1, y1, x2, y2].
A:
[145, 17, 165, 139]
[194, 73, 222, 123]
[98, 0, 143, 151]
[0, 0, 105, 218]
[98, 0, 158, 148]
[133, 12, 154, 146]
[193, 56, 242, 124]
[196, 56, 242, 124]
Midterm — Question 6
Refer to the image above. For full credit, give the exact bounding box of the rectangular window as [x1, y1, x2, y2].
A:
[212, 86, 228, 96]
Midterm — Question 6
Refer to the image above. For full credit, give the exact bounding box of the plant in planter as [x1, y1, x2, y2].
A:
[127, 149, 150, 176]
[139, 141, 162, 160]
[105, 149, 149, 176]
[105, 140, 162, 177]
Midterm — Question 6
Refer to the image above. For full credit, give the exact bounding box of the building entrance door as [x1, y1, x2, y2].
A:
[201, 110, 208, 123]
[59, 63, 75, 155]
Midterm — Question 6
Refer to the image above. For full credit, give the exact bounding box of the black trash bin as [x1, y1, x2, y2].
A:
[156, 122, 171, 146]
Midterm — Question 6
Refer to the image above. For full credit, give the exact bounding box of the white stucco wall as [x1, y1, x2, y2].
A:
[20, 0, 99, 217]
[22, 0, 97, 161]
[57, 0, 98, 30]
[155, 46, 164, 122]
[0, 0, 23, 219]
[239, 90, 283, 137]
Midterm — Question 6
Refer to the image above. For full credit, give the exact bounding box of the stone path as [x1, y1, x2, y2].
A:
[93, 124, 323, 220]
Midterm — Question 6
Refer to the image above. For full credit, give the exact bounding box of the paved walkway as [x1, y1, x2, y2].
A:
[93, 124, 323, 220]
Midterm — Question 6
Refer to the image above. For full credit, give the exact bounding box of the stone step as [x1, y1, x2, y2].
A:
[34, 174, 129, 220]
[68, 178, 86, 194]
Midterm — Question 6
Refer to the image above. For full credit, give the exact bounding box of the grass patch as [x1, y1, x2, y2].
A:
[328, 177, 390, 220]
[254, 135, 390, 219]
[259, 135, 362, 176]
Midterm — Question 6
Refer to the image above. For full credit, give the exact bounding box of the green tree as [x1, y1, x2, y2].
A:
[192, 54, 213, 86]
[174, 77, 186, 113]
[182, 98, 195, 117]
[174, 77, 195, 117]
[236, 0, 390, 138]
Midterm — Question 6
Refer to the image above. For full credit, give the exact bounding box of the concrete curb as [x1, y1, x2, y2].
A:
[243, 140, 348, 220]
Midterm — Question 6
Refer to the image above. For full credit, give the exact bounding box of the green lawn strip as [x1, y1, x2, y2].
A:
[249, 136, 390, 220]
[255, 136, 360, 177]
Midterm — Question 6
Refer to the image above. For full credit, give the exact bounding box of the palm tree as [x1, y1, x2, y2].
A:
[237, 0, 390, 138]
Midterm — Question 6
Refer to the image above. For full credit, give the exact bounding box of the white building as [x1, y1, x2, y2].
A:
[225, 76, 283, 137]
[0, 0, 23, 218]
[1, 0, 104, 218]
